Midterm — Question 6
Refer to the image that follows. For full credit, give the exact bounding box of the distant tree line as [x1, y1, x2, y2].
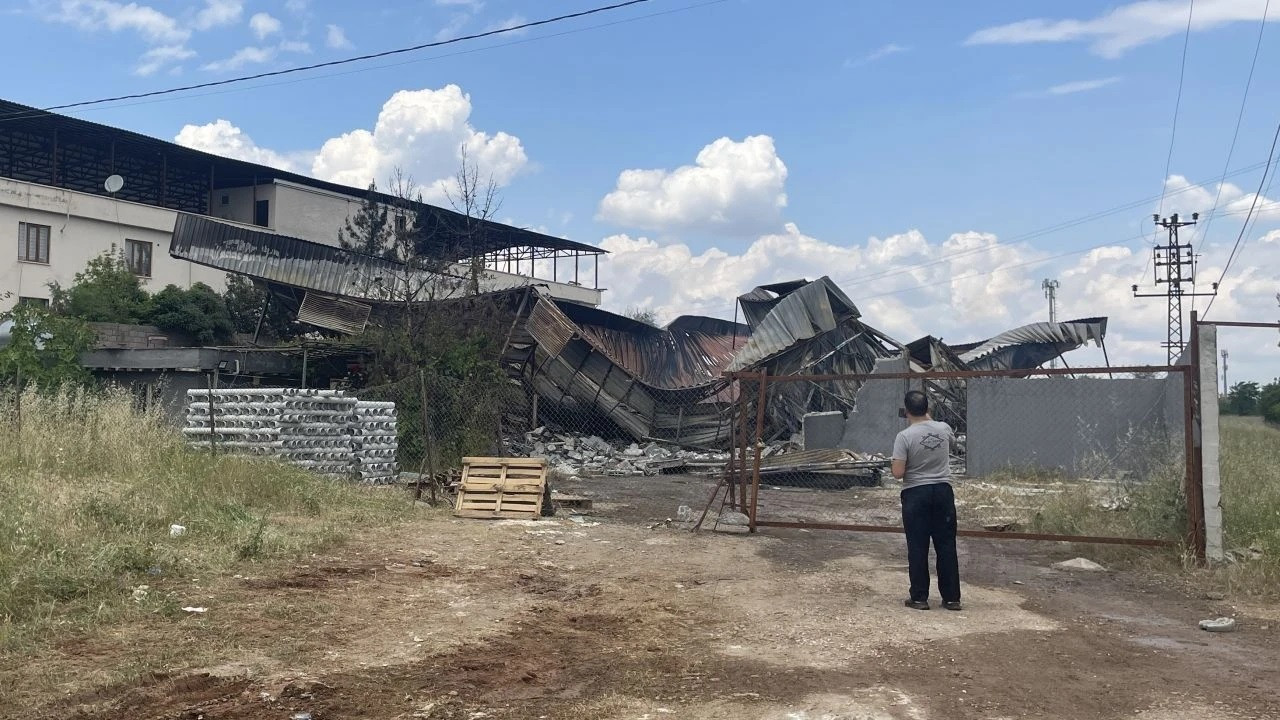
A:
[1221, 380, 1280, 425]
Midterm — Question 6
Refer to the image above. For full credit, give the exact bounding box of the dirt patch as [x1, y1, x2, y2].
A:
[9, 478, 1280, 720]
[242, 560, 455, 590]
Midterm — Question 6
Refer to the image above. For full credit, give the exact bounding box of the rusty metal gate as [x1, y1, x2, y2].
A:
[719, 365, 1204, 553]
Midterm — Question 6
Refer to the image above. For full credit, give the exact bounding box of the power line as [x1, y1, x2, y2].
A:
[1203, 119, 1280, 317]
[1195, 0, 1270, 250]
[1155, 0, 1197, 222]
[1192, 0, 1270, 314]
[0, 0, 654, 121]
[59, 0, 731, 118]
[831, 157, 1273, 292]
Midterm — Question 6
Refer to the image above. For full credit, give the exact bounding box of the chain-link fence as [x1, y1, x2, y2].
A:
[729, 366, 1193, 545]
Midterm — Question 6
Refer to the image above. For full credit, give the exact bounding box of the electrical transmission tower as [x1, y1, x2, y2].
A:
[1132, 213, 1218, 365]
[1042, 278, 1060, 367]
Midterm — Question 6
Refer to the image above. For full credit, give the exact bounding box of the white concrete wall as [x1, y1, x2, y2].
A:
[0, 177, 227, 311]
[271, 180, 362, 246]
[1, 176, 602, 311]
[208, 183, 275, 228]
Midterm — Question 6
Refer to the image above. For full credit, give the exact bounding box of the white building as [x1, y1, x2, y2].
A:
[0, 98, 605, 314]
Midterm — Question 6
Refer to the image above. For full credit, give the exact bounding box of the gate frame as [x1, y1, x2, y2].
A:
[727, 364, 1202, 554]
[1192, 314, 1280, 563]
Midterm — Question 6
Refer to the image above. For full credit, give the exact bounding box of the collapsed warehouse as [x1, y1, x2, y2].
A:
[168, 213, 1112, 457]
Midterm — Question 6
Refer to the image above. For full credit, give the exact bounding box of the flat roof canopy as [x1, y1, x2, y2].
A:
[0, 98, 605, 258]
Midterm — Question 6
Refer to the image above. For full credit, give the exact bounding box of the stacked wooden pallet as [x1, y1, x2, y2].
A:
[453, 457, 548, 519]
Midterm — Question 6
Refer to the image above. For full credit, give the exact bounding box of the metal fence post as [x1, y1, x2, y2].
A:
[749, 369, 768, 532]
[1187, 312, 1207, 564]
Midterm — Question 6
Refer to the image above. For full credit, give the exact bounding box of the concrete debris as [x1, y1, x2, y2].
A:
[676, 505, 695, 523]
[719, 511, 750, 526]
[1053, 557, 1107, 572]
[508, 427, 730, 478]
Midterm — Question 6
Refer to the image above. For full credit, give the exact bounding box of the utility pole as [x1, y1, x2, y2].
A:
[1220, 349, 1228, 396]
[1132, 213, 1218, 365]
[1042, 278, 1060, 367]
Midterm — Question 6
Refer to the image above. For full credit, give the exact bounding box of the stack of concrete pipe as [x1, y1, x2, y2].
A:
[353, 400, 398, 483]
[183, 388, 398, 483]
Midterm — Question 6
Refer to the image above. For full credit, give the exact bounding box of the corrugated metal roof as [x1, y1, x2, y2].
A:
[530, 299, 750, 391]
[170, 213, 443, 300]
[957, 317, 1108, 370]
[297, 292, 372, 334]
[726, 277, 863, 371]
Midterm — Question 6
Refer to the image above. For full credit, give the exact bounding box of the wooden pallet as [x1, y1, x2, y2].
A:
[453, 456, 547, 519]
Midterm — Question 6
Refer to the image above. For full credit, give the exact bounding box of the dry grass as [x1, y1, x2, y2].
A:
[1211, 415, 1280, 593]
[958, 450, 1186, 544]
[0, 385, 410, 654]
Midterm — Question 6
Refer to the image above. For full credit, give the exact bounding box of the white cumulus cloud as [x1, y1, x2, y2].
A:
[310, 85, 528, 201]
[597, 135, 789, 235]
[248, 12, 281, 39]
[967, 0, 1278, 58]
[135, 44, 196, 76]
[326, 23, 352, 49]
[193, 0, 242, 30]
[174, 119, 299, 170]
[175, 85, 528, 204]
[50, 0, 189, 43]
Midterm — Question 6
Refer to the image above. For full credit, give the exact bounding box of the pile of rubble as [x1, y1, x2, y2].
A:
[507, 427, 730, 477]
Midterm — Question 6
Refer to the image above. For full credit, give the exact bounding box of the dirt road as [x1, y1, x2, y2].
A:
[12, 474, 1280, 720]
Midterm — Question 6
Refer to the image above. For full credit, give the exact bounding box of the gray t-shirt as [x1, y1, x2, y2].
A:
[892, 420, 953, 490]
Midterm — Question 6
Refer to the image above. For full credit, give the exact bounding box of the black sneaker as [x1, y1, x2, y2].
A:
[904, 599, 930, 610]
[942, 601, 963, 611]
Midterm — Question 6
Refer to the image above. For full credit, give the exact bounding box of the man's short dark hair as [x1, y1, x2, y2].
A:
[904, 390, 929, 417]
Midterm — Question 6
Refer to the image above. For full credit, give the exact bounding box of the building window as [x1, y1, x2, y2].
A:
[254, 199, 270, 227]
[18, 222, 51, 264]
[17, 296, 49, 308]
[126, 239, 153, 277]
[394, 214, 407, 234]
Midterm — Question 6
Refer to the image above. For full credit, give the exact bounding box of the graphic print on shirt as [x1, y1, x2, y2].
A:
[919, 432, 945, 451]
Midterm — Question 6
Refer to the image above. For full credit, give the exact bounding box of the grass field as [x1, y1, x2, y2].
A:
[1217, 415, 1280, 591]
[0, 386, 410, 651]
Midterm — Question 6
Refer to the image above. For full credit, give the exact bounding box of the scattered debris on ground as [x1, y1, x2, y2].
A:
[508, 427, 730, 477]
[1053, 557, 1108, 572]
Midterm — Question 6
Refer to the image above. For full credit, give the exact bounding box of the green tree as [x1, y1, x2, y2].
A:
[338, 181, 393, 259]
[1222, 381, 1262, 416]
[48, 249, 150, 323]
[222, 274, 298, 343]
[0, 302, 95, 386]
[148, 283, 236, 345]
[1260, 380, 1280, 424]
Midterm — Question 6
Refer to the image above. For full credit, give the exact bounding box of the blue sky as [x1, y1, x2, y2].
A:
[3, 0, 1279, 382]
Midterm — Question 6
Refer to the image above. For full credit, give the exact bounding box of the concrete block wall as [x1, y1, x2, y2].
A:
[966, 375, 1185, 476]
[89, 322, 189, 349]
[837, 357, 911, 456]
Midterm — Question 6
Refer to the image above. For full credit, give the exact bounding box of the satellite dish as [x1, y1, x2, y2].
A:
[104, 174, 124, 193]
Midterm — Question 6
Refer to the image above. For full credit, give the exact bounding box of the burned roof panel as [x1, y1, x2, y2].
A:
[957, 317, 1108, 370]
[727, 277, 864, 372]
[538, 300, 749, 391]
[170, 212, 440, 300]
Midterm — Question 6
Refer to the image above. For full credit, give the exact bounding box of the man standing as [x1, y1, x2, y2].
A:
[891, 390, 961, 611]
